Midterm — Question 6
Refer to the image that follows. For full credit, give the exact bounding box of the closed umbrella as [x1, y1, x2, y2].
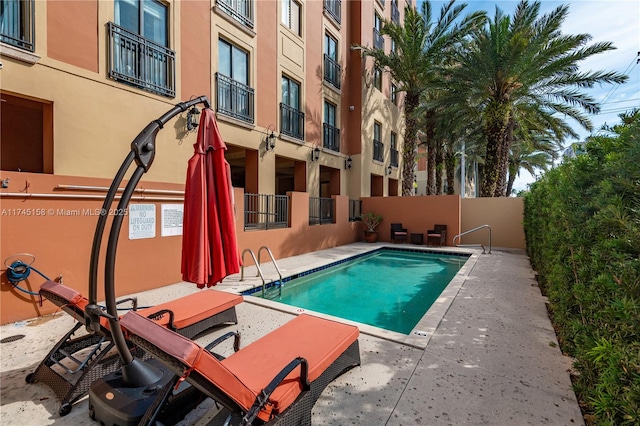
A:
[181, 108, 240, 287]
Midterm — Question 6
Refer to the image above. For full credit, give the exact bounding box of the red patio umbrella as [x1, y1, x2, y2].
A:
[181, 108, 241, 287]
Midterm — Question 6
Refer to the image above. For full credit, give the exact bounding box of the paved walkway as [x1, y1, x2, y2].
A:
[0, 244, 583, 425]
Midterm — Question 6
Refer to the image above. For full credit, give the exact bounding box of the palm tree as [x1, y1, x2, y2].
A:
[442, 0, 628, 197]
[354, 1, 485, 196]
[506, 137, 559, 196]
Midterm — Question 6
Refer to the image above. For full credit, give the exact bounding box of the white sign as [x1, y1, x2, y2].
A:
[128, 204, 156, 240]
[161, 204, 183, 237]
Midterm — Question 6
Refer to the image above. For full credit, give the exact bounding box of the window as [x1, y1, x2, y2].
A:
[373, 122, 383, 162]
[390, 132, 398, 166]
[281, 0, 301, 36]
[115, 0, 167, 46]
[373, 12, 384, 50]
[216, 38, 254, 122]
[109, 0, 175, 97]
[323, 101, 339, 151]
[323, 0, 341, 24]
[391, 82, 398, 105]
[373, 66, 382, 91]
[323, 33, 341, 89]
[391, 0, 400, 24]
[216, 0, 253, 28]
[0, 0, 34, 51]
[281, 75, 304, 139]
[219, 38, 248, 85]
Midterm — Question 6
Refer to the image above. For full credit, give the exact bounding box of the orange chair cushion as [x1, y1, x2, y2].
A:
[137, 290, 242, 330]
[120, 312, 359, 420]
[40, 281, 242, 332]
[222, 314, 359, 416]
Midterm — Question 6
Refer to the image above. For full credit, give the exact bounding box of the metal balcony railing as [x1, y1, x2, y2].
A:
[216, 0, 254, 28]
[323, 123, 340, 152]
[349, 199, 362, 222]
[391, 148, 399, 166]
[0, 0, 34, 51]
[373, 28, 384, 50]
[323, 54, 341, 89]
[373, 139, 384, 162]
[244, 193, 289, 230]
[323, 0, 341, 23]
[280, 103, 305, 140]
[108, 22, 176, 98]
[309, 197, 335, 225]
[216, 72, 255, 123]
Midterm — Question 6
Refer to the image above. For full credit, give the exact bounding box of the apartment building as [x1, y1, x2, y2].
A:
[0, 0, 410, 322]
[1, 0, 407, 197]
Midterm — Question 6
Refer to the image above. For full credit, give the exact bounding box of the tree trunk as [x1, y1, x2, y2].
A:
[505, 164, 517, 196]
[424, 109, 436, 195]
[444, 151, 456, 195]
[435, 138, 444, 194]
[494, 116, 514, 197]
[402, 93, 420, 196]
[480, 101, 510, 197]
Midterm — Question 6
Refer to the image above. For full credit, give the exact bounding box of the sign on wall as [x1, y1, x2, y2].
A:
[128, 204, 156, 240]
[161, 204, 183, 237]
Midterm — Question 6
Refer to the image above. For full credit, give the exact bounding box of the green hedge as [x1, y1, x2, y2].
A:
[523, 111, 640, 425]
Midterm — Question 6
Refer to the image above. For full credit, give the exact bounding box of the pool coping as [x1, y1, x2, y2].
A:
[226, 244, 480, 349]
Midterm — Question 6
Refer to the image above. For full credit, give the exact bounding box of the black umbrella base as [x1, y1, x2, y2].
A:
[88, 358, 175, 426]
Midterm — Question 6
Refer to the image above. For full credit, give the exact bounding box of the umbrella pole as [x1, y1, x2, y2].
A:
[87, 97, 211, 425]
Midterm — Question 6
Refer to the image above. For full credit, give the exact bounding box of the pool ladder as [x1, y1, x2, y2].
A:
[240, 246, 284, 297]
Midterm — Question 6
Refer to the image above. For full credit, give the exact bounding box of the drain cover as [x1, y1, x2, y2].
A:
[1, 334, 25, 343]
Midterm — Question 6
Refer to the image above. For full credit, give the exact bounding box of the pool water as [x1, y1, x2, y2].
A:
[265, 249, 466, 334]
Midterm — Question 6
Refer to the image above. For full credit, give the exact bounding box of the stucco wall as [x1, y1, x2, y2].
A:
[460, 197, 525, 249]
[0, 172, 359, 324]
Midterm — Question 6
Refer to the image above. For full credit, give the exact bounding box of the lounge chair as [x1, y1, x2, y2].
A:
[427, 224, 447, 246]
[26, 280, 243, 416]
[390, 223, 408, 243]
[119, 311, 361, 425]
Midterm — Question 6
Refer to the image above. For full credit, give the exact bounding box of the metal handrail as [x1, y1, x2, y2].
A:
[240, 249, 267, 296]
[453, 225, 492, 254]
[257, 246, 283, 297]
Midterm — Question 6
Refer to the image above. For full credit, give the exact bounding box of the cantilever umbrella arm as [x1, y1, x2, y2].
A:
[85, 96, 210, 384]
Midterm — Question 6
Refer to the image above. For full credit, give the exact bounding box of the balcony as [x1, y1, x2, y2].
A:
[215, 72, 255, 124]
[391, 147, 399, 167]
[323, 123, 340, 152]
[0, 0, 34, 51]
[216, 0, 253, 29]
[280, 103, 305, 140]
[373, 28, 384, 50]
[108, 22, 176, 98]
[309, 197, 335, 225]
[373, 139, 384, 162]
[323, 0, 341, 24]
[244, 193, 289, 230]
[323, 54, 341, 89]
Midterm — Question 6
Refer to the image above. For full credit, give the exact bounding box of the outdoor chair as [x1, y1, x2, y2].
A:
[120, 311, 361, 425]
[427, 224, 447, 246]
[26, 279, 243, 416]
[390, 223, 408, 243]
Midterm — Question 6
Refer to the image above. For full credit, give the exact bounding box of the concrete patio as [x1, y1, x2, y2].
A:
[0, 244, 584, 425]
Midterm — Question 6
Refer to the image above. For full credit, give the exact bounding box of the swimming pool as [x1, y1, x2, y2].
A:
[244, 248, 469, 334]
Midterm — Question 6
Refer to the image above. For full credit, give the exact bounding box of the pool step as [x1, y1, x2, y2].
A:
[263, 282, 282, 300]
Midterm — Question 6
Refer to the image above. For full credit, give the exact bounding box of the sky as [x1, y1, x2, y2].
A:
[427, 0, 640, 192]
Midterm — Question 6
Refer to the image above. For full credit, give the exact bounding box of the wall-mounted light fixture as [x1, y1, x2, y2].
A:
[186, 105, 201, 132]
[345, 156, 352, 170]
[311, 146, 320, 162]
[387, 164, 393, 175]
[264, 125, 276, 152]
